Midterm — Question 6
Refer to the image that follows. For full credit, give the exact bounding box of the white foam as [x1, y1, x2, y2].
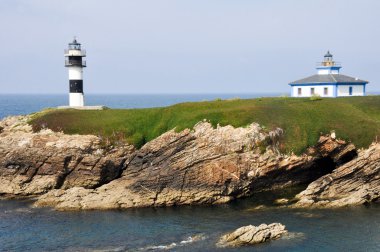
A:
[136, 233, 206, 251]
[281, 232, 306, 241]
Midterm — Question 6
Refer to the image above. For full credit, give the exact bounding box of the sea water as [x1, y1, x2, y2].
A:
[0, 93, 281, 119]
[0, 94, 379, 251]
[1, 191, 379, 251]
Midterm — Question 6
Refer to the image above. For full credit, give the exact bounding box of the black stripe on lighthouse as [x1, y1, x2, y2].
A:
[68, 56, 83, 66]
[69, 80, 83, 93]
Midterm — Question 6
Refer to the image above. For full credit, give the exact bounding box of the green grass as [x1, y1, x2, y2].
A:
[29, 96, 380, 154]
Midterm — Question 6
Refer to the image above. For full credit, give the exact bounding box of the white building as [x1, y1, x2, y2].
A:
[289, 51, 368, 97]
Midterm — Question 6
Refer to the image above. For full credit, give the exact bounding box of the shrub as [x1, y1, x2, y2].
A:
[310, 94, 322, 101]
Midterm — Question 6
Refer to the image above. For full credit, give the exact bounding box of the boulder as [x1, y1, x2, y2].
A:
[217, 223, 288, 247]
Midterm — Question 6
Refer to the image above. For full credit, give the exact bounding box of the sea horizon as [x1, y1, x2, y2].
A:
[0, 93, 285, 119]
[2, 92, 380, 119]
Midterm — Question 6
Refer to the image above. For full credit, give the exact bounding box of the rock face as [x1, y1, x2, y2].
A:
[295, 143, 380, 208]
[0, 116, 358, 210]
[0, 116, 135, 196]
[35, 126, 356, 210]
[217, 223, 288, 247]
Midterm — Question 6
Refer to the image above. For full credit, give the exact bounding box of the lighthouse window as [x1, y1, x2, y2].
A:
[324, 87, 328, 95]
[298, 88, 302, 95]
[311, 88, 315, 95]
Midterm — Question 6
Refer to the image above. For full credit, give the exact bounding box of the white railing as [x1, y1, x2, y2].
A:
[64, 49, 86, 57]
[65, 60, 86, 67]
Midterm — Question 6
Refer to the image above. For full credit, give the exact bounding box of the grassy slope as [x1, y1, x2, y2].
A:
[29, 96, 380, 154]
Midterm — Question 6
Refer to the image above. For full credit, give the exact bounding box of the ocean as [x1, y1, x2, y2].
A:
[0, 94, 379, 251]
[0, 93, 282, 119]
[1, 189, 379, 251]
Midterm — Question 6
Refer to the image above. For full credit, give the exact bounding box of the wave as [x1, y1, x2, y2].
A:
[133, 233, 206, 251]
[69, 234, 207, 252]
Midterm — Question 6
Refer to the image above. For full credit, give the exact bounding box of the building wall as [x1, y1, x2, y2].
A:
[68, 67, 83, 80]
[291, 85, 335, 97]
[69, 93, 84, 107]
[317, 69, 339, 75]
[337, 85, 365, 96]
[316, 66, 341, 75]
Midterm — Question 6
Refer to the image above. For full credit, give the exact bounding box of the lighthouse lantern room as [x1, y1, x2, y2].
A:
[64, 37, 86, 107]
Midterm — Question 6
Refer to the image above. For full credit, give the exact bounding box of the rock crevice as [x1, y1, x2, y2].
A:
[294, 142, 380, 208]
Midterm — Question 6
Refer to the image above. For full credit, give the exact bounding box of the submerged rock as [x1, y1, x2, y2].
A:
[217, 223, 288, 247]
[294, 143, 380, 208]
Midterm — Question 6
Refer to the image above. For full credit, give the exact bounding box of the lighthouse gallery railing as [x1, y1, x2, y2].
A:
[64, 49, 86, 57]
[65, 59, 86, 67]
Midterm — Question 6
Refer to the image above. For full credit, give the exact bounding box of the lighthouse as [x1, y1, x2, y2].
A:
[289, 51, 369, 97]
[64, 37, 86, 107]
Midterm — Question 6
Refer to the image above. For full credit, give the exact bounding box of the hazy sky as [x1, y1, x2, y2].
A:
[1, 0, 379, 94]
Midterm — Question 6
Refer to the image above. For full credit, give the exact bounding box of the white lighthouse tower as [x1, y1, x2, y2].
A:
[64, 37, 86, 107]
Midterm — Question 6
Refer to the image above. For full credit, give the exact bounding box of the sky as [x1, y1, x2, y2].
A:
[0, 0, 379, 94]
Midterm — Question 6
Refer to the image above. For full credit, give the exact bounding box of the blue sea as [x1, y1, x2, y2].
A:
[0, 93, 281, 119]
[0, 94, 379, 251]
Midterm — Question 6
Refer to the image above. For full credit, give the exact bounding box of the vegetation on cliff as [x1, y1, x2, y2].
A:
[29, 96, 380, 154]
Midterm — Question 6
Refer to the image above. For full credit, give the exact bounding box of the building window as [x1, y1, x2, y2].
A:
[311, 88, 315, 95]
[349, 86, 353, 96]
[298, 88, 302, 95]
[324, 87, 328, 95]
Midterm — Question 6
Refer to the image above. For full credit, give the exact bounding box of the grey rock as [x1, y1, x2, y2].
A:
[217, 223, 288, 247]
[294, 143, 380, 208]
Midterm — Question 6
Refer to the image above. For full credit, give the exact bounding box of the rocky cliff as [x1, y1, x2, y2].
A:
[294, 142, 380, 208]
[0, 116, 134, 196]
[0, 115, 361, 210]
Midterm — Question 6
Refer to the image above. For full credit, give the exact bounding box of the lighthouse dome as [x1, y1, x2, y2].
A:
[324, 51, 333, 58]
[69, 37, 81, 45]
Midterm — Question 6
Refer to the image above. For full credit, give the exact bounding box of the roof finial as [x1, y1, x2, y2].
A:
[325, 50, 333, 58]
